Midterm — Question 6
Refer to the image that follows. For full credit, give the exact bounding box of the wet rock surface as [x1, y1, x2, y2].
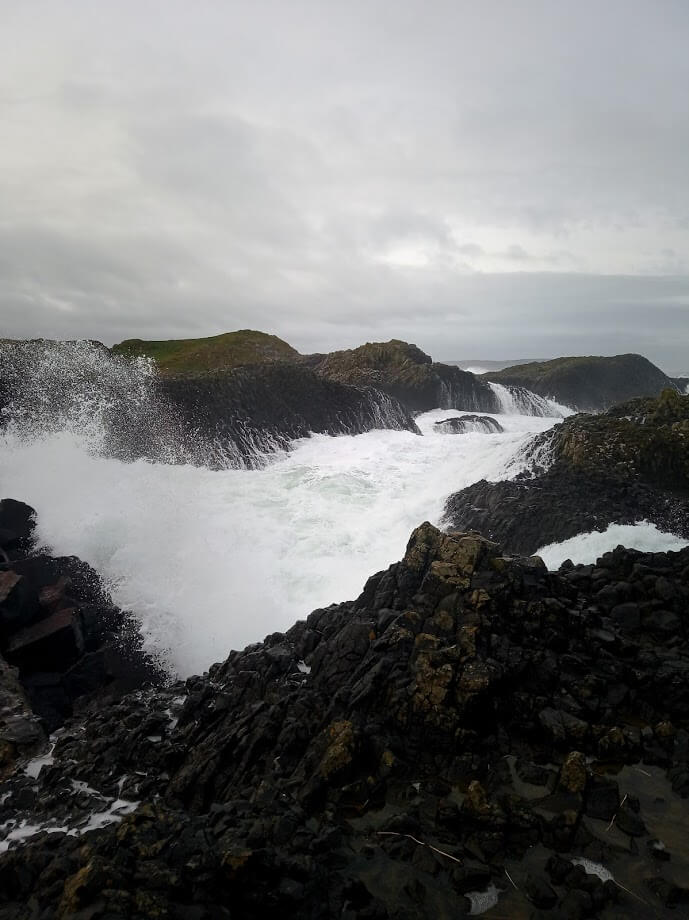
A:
[434, 415, 504, 435]
[0, 499, 162, 734]
[2, 523, 688, 918]
[307, 339, 502, 415]
[159, 363, 421, 468]
[444, 389, 689, 554]
[0, 340, 420, 470]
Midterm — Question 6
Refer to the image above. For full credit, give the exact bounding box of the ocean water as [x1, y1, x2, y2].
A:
[536, 522, 688, 570]
[0, 409, 556, 675]
[1, 344, 685, 675]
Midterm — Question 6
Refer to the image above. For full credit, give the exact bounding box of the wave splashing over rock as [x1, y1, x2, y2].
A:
[488, 381, 572, 418]
[0, 339, 193, 465]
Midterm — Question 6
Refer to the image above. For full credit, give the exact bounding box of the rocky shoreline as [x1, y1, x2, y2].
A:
[444, 389, 689, 555]
[1, 510, 688, 918]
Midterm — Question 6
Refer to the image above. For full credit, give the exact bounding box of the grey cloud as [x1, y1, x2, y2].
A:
[0, 0, 687, 370]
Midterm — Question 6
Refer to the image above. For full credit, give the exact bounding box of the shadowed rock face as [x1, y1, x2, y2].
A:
[2, 522, 689, 918]
[443, 389, 689, 554]
[309, 340, 502, 414]
[485, 353, 679, 411]
[157, 363, 421, 468]
[0, 340, 420, 469]
[0, 499, 162, 735]
[434, 415, 504, 434]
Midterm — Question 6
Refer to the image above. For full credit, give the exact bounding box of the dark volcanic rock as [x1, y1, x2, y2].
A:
[2, 524, 689, 918]
[434, 415, 504, 434]
[0, 500, 36, 556]
[444, 389, 689, 555]
[0, 499, 162, 732]
[310, 339, 502, 414]
[159, 363, 421, 467]
[486, 353, 679, 411]
[0, 339, 420, 470]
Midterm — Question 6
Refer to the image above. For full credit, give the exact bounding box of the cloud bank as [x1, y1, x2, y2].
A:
[1, 1, 688, 369]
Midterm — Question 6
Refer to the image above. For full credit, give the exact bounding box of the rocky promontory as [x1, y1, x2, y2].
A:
[157, 362, 421, 468]
[0, 339, 420, 470]
[306, 340, 503, 415]
[444, 389, 689, 555]
[485, 354, 679, 412]
[109, 332, 565, 420]
[1, 516, 688, 918]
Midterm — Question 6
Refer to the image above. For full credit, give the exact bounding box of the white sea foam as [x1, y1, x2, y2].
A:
[0, 409, 556, 676]
[536, 522, 688, 570]
[488, 381, 573, 418]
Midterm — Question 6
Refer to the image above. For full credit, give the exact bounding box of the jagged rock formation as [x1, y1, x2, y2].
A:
[444, 389, 689, 555]
[114, 333, 565, 419]
[434, 415, 504, 434]
[0, 499, 161, 733]
[2, 523, 688, 917]
[307, 340, 502, 414]
[486, 354, 679, 412]
[157, 363, 421, 468]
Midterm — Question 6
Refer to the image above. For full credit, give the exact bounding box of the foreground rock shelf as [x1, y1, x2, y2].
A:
[1, 520, 688, 918]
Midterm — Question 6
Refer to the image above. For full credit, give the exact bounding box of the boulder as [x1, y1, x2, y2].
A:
[434, 415, 504, 434]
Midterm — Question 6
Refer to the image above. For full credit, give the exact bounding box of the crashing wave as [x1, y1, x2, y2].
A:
[488, 382, 572, 418]
[0, 340, 419, 470]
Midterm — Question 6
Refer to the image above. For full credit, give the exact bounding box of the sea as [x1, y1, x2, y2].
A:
[1, 343, 686, 677]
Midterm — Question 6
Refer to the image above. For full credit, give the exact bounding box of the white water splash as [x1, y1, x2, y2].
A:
[536, 522, 688, 570]
[570, 858, 614, 883]
[488, 381, 572, 418]
[0, 797, 139, 853]
[467, 883, 499, 915]
[0, 409, 557, 676]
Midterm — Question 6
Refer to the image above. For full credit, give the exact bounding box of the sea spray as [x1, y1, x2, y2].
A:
[0, 339, 188, 464]
[0, 406, 559, 675]
[488, 381, 572, 418]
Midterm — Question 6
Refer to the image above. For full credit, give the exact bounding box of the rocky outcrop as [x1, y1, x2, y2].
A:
[309, 340, 502, 415]
[0, 499, 161, 733]
[0, 340, 420, 470]
[157, 363, 420, 467]
[434, 415, 504, 434]
[486, 353, 679, 412]
[444, 389, 689, 555]
[2, 524, 689, 917]
[111, 329, 299, 376]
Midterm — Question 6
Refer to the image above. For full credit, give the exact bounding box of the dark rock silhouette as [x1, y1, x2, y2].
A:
[0, 499, 162, 734]
[486, 353, 679, 411]
[434, 415, 504, 434]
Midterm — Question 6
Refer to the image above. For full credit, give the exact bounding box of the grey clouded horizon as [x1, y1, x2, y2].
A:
[1, 1, 688, 370]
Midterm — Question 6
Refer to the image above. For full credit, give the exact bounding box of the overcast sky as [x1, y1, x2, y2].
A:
[2, 1, 688, 370]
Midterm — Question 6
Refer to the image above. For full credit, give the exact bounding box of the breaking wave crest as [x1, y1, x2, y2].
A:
[0, 340, 192, 464]
[488, 381, 572, 418]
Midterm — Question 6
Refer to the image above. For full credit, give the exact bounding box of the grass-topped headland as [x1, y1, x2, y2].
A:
[485, 353, 677, 411]
[110, 330, 298, 376]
